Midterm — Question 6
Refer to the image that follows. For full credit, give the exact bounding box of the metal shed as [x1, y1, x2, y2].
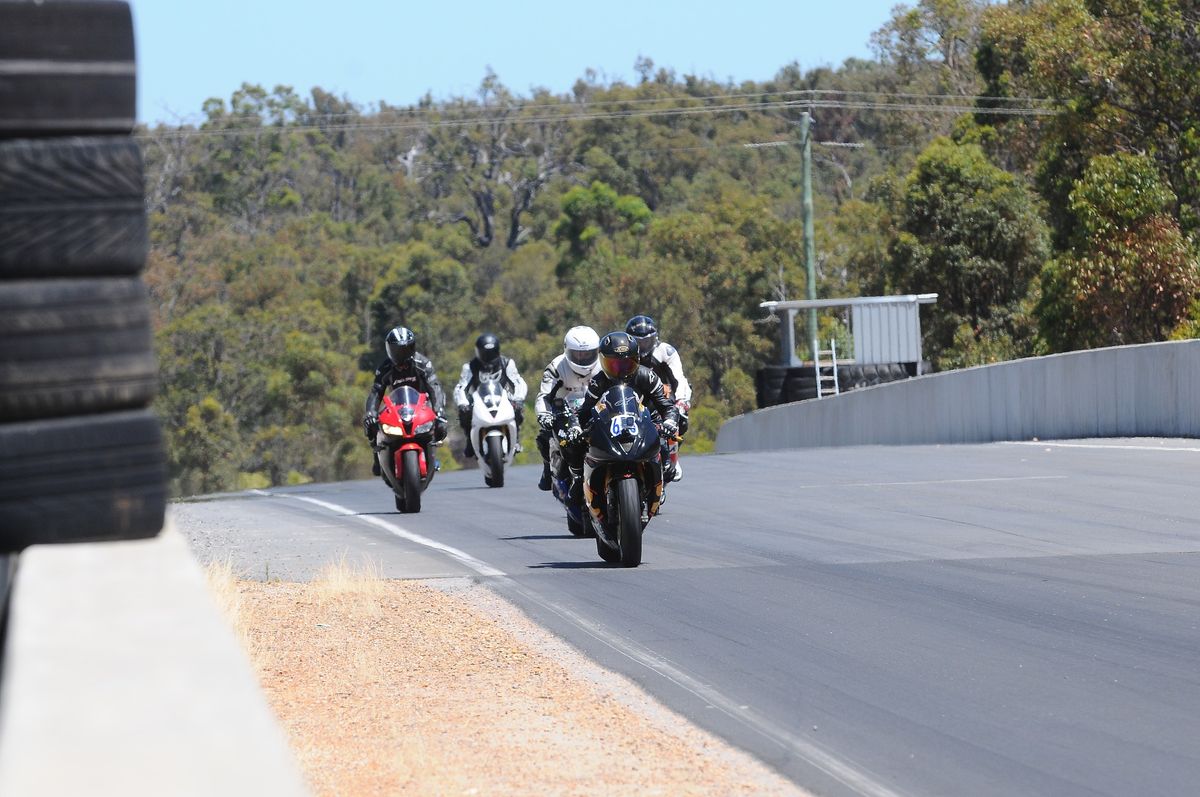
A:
[760, 294, 938, 373]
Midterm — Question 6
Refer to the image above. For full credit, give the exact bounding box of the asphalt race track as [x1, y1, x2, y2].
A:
[179, 440, 1200, 797]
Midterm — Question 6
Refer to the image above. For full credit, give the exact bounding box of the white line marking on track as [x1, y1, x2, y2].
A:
[497, 579, 904, 797]
[795, 475, 1066, 489]
[253, 488, 901, 796]
[1003, 441, 1200, 453]
[256, 491, 504, 577]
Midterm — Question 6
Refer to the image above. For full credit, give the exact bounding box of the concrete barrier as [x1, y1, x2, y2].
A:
[717, 340, 1200, 452]
[0, 521, 309, 797]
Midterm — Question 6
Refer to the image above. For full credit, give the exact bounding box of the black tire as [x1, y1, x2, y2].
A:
[401, 449, 422, 513]
[0, 137, 146, 276]
[0, 409, 165, 551]
[484, 438, 504, 488]
[784, 375, 817, 403]
[0, 1, 136, 137]
[596, 534, 620, 563]
[615, 477, 642, 567]
[394, 494, 405, 512]
[0, 278, 156, 421]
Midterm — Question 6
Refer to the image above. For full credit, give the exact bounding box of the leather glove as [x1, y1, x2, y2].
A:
[456, 401, 470, 413]
[537, 413, 554, 431]
[565, 423, 583, 443]
[363, 413, 379, 439]
[661, 418, 679, 439]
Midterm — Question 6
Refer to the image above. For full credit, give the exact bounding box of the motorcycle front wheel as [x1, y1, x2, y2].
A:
[402, 449, 422, 513]
[615, 477, 642, 567]
[484, 437, 504, 488]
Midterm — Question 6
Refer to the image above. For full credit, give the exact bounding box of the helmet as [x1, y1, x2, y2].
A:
[625, 315, 659, 362]
[598, 331, 639, 381]
[475, 332, 501, 366]
[563, 325, 600, 377]
[385, 326, 416, 367]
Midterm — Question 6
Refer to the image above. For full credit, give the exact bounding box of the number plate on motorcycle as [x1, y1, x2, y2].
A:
[610, 413, 640, 437]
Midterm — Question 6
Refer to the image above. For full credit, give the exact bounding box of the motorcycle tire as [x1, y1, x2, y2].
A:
[484, 438, 504, 488]
[0, 1, 136, 137]
[595, 534, 620, 564]
[394, 494, 405, 512]
[0, 409, 165, 551]
[401, 449, 421, 513]
[615, 477, 642, 567]
[0, 137, 147, 276]
[0, 278, 156, 421]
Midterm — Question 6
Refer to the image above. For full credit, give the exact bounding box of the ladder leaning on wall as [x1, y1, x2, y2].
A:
[813, 338, 840, 399]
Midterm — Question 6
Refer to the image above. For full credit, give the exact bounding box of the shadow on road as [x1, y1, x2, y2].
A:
[527, 561, 613, 569]
[500, 534, 577, 541]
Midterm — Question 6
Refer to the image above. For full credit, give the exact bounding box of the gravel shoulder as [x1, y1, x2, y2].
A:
[212, 565, 808, 796]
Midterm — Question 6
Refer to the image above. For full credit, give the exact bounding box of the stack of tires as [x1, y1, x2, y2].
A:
[0, 0, 165, 551]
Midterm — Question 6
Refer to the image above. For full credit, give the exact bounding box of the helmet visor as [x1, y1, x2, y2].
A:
[600, 353, 638, 380]
[387, 340, 415, 365]
[566, 348, 598, 369]
[631, 333, 657, 359]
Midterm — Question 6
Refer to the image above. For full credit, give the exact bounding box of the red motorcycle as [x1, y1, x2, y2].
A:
[373, 386, 439, 513]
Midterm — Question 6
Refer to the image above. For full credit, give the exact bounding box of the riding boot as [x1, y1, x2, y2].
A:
[371, 456, 381, 477]
[538, 461, 552, 491]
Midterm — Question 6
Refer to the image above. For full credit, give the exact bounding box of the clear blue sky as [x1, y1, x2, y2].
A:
[134, 0, 902, 124]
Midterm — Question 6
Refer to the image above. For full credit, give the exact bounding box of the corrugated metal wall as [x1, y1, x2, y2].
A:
[852, 303, 921, 364]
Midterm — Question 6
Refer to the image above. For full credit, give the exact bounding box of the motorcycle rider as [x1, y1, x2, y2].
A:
[453, 332, 528, 459]
[625, 314, 692, 481]
[363, 326, 448, 476]
[533, 325, 601, 491]
[567, 331, 679, 514]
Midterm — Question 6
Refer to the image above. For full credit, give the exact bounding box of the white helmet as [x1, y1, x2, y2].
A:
[563, 325, 600, 377]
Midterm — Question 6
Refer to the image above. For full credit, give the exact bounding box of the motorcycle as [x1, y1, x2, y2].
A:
[548, 395, 589, 537]
[469, 380, 518, 488]
[583, 384, 665, 567]
[374, 386, 439, 513]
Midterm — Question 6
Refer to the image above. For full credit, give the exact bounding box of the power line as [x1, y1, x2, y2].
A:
[138, 95, 1057, 141]
[158, 87, 1057, 127]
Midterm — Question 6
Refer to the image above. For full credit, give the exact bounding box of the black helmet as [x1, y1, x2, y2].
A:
[385, 326, 416, 367]
[625, 315, 659, 361]
[474, 332, 501, 365]
[598, 331, 639, 381]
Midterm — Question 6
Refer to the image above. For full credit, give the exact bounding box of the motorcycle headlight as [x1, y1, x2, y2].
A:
[380, 423, 405, 436]
[414, 420, 435, 434]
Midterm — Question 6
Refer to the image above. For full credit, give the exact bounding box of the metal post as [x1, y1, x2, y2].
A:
[800, 111, 818, 365]
[779, 308, 800, 366]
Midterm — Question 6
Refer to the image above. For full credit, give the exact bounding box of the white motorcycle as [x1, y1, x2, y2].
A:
[469, 380, 519, 488]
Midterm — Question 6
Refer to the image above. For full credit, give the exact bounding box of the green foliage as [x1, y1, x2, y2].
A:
[1037, 154, 1199, 349]
[143, 9, 1200, 492]
[887, 137, 1049, 367]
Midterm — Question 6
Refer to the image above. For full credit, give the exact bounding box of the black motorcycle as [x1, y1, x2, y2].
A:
[548, 396, 590, 537]
[582, 384, 665, 567]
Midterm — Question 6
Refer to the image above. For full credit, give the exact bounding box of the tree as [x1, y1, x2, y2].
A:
[1037, 153, 1200, 350]
[888, 137, 1050, 366]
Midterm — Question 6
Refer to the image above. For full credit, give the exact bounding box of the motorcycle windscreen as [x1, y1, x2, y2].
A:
[593, 384, 658, 458]
[388, 386, 424, 423]
[476, 380, 506, 411]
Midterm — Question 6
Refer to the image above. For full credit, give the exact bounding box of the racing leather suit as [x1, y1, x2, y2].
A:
[534, 353, 600, 473]
[453, 355, 528, 437]
[365, 353, 446, 421]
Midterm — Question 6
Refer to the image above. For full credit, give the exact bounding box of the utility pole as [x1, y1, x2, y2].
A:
[800, 111, 818, 365]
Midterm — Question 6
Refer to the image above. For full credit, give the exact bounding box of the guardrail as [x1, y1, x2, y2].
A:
[717, 340, 1200, 452]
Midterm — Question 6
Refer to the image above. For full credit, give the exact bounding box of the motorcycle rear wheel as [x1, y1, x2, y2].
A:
[484, 438, 504, 488]
[402, 449, 422, 513]
[615, 477, 642, 567]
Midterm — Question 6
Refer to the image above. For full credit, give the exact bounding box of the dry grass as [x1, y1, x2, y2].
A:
[214, 565, 807, 797]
